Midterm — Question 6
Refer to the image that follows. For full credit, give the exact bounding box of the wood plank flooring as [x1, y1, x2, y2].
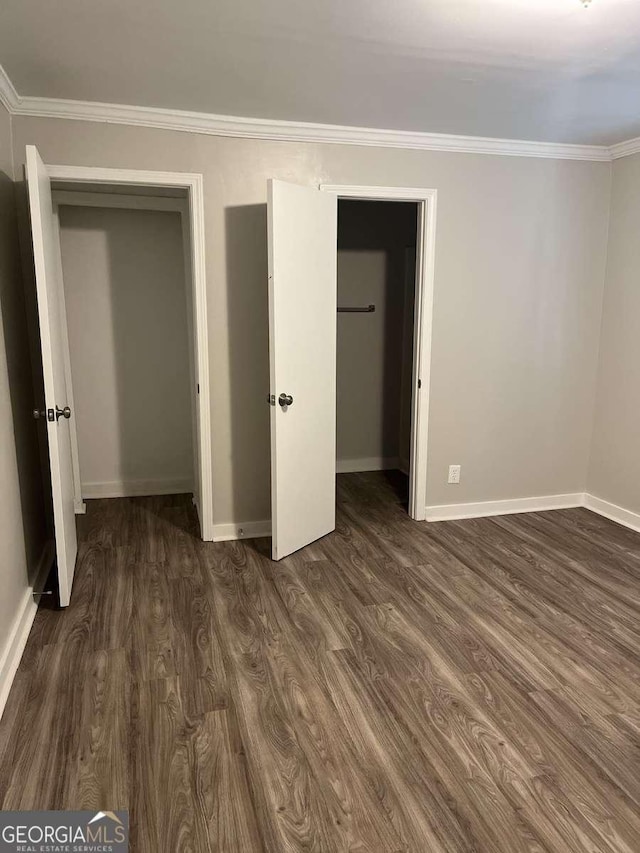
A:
[2, 471, 640, 851]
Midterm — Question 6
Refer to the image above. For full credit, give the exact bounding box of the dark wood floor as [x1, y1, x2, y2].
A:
[1, 472, 640, 851]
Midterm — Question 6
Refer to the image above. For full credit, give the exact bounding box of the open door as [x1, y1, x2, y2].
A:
[268, 180, 337, 560]
[26, 145, 78, 606]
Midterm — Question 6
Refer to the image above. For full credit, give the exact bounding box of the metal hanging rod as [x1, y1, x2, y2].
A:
[337, 304, 376, 313]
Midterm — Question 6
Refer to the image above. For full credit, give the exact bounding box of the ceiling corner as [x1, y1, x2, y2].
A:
[609, 137, 640, 160]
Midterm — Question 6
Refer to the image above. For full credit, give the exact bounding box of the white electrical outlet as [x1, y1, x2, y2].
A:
[448, 464, 461, 484]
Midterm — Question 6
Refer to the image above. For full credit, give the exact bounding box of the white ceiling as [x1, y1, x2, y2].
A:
[1, 0, 639, 145]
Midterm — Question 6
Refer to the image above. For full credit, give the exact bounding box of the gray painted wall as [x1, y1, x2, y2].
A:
[58, 205, 194, 495]
[0, 102, 47, 673]
[336, 200, 416, 468]
[9, 116, 611, 522]
[588, 153, 640, 514]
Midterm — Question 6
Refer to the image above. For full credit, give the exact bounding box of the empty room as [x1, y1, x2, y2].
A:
[1, 0, 640, 850]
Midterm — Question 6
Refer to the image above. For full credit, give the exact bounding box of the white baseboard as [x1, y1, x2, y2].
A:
[0, 540, 54, 721]
[425, 493, 584, 522]
[82, 478, 193, 499]
[424, 490, 640, 535]
[206, 493, 640, 547]
[583, 494, 640, 534]
[212, 520, 271, 542]
[336, 457, 400, 474]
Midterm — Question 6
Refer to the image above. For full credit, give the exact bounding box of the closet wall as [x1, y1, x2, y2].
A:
[337, 200, 417, 472]
[58, 204, 194, 497]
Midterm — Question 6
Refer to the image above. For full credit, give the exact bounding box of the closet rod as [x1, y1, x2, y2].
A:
[337, 304, 376, 313]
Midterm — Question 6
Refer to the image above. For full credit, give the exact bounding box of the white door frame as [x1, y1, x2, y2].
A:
[44, 164, 214, 540]
[320, 184, 438, 521]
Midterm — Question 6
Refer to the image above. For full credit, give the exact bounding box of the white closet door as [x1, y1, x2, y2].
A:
[267, 180, 337, 560]
[26, 145, 78, 606]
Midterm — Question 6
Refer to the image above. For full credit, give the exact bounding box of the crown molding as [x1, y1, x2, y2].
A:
[609, 136, 640, 160]
[0, 64, 20, 112]
[8, 94, 613, 161]
[0, 61, 629, 162]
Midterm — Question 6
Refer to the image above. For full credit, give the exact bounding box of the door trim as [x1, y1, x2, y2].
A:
[45, 164, 214, 540]
[320, 184, 438, 521]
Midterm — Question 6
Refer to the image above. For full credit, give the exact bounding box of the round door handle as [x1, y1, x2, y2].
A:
[56, 405, 72, 421]
[278, 393, 293, 408]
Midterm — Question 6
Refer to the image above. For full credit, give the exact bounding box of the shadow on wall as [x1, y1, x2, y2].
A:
[224, 204, 271, 524]
[0, 170, 48, 582]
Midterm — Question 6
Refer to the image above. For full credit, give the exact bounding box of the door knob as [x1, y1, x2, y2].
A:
[34, 406, 71, 421]
[278, 393, 293, 408]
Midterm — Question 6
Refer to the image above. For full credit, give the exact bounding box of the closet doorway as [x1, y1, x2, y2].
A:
[336, 199, 418, 493]
[53, 188, 196, 504]
[26, 148, 213, 606]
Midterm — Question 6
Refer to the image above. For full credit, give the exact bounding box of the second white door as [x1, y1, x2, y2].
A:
[267, 180, 338, 560]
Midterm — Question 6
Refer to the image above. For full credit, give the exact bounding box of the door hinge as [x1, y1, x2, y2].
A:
[197, 383, 200, 394]
[418, 379, 422, 389]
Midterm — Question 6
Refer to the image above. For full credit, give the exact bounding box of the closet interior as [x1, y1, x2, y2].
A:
[52, 183, 197, 509]
[336, 199, 419, 493]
